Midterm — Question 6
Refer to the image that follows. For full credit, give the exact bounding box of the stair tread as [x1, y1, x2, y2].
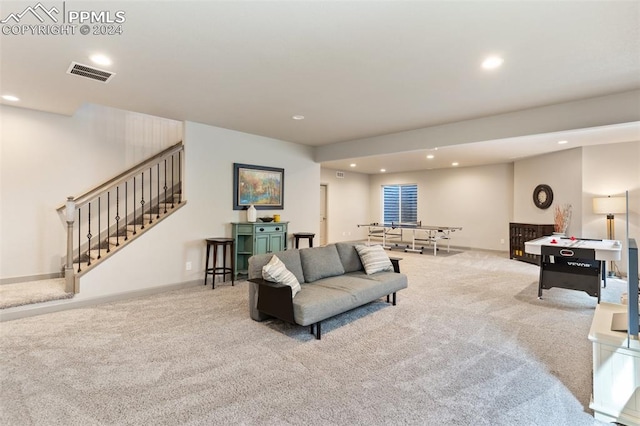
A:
[87, 248, 110, 260]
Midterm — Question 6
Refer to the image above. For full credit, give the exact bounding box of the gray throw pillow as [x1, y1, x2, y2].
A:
[299, 244, 345, 283]
[262, 255, 301, 298]
[355, 244, 393, 275]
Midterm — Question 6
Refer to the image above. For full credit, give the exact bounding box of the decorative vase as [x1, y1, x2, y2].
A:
[247, 205, 257, 223]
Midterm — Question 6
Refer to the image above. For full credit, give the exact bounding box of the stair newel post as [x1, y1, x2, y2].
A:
[163, 159, 168, 214]
[65, 197, 76, 293]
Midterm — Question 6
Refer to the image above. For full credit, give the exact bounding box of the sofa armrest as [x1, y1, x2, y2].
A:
[389, 257, 402, 273]
[248, 278, 296, 324]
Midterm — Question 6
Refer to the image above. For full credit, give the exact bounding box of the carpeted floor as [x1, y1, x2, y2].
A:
[0, 250, 625, 425]
[0, 278, 73, 309]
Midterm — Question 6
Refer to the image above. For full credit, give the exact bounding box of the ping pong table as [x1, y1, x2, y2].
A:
[357, 222, 462, 255]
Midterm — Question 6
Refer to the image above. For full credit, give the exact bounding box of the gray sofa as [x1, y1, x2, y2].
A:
[248, 242, 408, 339]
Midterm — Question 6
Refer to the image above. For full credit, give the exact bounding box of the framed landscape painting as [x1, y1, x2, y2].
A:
[233, 163, 284, 210]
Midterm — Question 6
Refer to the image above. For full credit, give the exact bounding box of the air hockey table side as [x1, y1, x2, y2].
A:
[524, 236, 622, 302]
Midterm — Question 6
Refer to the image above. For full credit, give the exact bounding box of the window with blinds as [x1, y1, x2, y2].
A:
[382, 184, 417, 223]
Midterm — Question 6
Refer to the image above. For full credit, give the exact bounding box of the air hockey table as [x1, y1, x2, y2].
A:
[524, 236, 622, 302]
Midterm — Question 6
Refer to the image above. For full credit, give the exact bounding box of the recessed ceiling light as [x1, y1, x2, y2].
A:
[426, 154, 434, 159]
[482, 56, 504, 70]
[452, 162, 459, 166]
[380, 169, 386, 173]
[292, 115, 305, 120]
[558, 140, 568, 145]
[350, 163, 356, 167]
[90, 54, 112, 66]
[2, 95, 19, 102]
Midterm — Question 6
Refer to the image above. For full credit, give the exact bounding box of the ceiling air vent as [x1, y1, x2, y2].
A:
[336, 171, 345, 179]
[66, 62, 115, 83]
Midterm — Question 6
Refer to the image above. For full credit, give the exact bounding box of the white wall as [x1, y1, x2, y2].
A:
[320, 168, 370, 243]
[78, 121, 319, 298]
[582, 141, 640, 238]
[582, 141, 640, 274]
[513, 148, 583, 236]
[0, 104, 182, 280]
[368, 163, 514, 251]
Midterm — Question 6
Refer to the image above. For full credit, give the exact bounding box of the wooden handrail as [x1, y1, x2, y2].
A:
[57, 141, 183, 211]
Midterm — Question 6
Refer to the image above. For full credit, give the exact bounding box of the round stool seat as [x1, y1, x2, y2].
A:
[204, 238, 235, 289]
[207, 237, 234, 243]
[293, 232, 315, 249]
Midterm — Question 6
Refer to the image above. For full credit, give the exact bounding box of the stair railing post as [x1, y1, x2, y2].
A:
[64, 197, 76, 293]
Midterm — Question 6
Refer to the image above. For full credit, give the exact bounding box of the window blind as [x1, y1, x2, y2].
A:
[382, 184, 417, 223]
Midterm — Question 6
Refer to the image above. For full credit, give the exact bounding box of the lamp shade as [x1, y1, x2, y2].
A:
[592, 196, 626, 215]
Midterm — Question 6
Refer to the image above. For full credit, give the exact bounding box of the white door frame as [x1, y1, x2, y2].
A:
[320, 184, 328, 246]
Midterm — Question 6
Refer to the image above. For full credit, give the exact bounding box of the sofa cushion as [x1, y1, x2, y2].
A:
[262, 255, 301, 298]
[299, 244, 345, 283]
[292, 273, 408, 326]
[292, 283, 355, 326]
[347, 270, 408, 290]
[249, 249, 305, 284]
[355, 244, 393, 274]
[335, 242, 363, 273]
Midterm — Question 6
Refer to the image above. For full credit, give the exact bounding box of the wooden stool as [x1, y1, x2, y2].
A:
[294, 232, 315, 249]
[204, 238, 235, 289]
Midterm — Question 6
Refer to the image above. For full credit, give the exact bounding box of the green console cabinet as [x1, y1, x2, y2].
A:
[232, 222, 288, 277]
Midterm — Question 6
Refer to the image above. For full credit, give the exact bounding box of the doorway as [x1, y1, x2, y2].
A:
[320, 184, 327, 246]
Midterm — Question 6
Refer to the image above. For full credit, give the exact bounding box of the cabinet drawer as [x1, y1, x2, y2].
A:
[236, 224, 254, 233]
[256, 225, 284, 233]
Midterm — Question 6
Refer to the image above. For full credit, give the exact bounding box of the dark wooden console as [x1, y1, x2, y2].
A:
[509, 222, 554, 264]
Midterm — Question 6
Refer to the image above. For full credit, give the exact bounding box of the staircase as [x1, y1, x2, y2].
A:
[73, 200, 183, 274]
[59, 142, 185, 292]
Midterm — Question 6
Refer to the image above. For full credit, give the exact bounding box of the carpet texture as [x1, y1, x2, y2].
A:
[0, 250, 625, 425]
[0, 279, 73, 309]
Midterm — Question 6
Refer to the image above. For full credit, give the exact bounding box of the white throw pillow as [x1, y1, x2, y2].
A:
[262, 255, 301, 298]
[355, 244, 393, 275]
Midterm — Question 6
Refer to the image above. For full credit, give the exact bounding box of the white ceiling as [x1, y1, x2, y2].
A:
[321, 122, 640, 174]
[1, 1, 639, 172]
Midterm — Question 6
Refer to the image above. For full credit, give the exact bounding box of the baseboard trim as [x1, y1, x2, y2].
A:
[0, 279, 204, 322]
[0, 272, 64, 285]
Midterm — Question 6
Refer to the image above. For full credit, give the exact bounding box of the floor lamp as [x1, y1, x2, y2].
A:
[593, 195, 626, 277]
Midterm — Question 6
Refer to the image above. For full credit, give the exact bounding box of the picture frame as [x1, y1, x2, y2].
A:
[233, 163, 284, 210]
